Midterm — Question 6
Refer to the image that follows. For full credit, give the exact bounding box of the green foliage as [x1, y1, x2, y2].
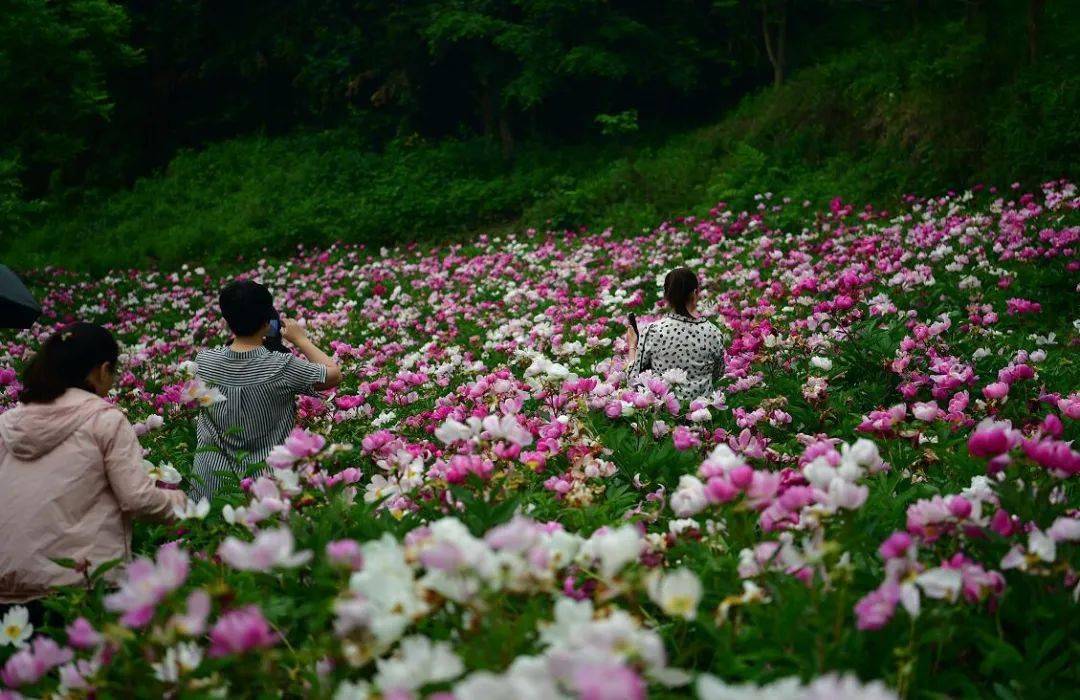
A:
[595, 110, 640, 139]
[0, 153, 35, 240]
[3, 2, 1078, 271]
[0, 0, 138, 195]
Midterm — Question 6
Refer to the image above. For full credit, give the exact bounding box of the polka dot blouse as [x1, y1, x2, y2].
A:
[629, 314, 728, 403]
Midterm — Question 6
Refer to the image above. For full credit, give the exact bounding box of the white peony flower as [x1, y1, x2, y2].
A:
[144, 460, 182, 485]
[577, 525, 643, 579]
[152, 642, 203, 683]
[374, 635, 464, 693]
[218, 527, 313, 571]
[670, 475, 708, 517]
[826, 478, 869, 510]
[914, 567, 962, 602]
[1029, 529, 1056, 562]
[333, 680, 373, 700]
[1, 605, 33, 648]
[1048, 517, 1080, 543]
[647, 568, 703, 620]
[173, 497, 211, 521]
[434, 417, 479, 444]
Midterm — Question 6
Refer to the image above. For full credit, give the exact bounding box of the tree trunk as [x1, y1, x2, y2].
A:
[482, 78, 514, 160]
[498, 112, 514, 161]
[775, 0, 786, 87]
[1027, 0, 1045, 64]
[479, 80, 495, 137]
[965, 0, 983, 27]
[761, 0, 787, 88]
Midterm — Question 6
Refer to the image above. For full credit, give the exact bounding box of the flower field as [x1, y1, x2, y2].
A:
[1, 181, 1079, 698]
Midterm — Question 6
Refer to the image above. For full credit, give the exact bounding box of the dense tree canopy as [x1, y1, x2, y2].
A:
[0, 0, 1067, 219]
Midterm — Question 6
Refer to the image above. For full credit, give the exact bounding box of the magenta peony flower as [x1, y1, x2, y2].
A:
[878, 531, 913, 560]
[981, 382, 1009, 401]
[948, 496, 973, 519]
[854, 583, 899, 630]
[1022, 437, 1080, 477]
[967, 419, 1016, 458]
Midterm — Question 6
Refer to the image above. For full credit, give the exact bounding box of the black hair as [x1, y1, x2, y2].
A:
[21, 323, 120, 404]
[220, 280, 275, 336]
[663, 267, 699, 317]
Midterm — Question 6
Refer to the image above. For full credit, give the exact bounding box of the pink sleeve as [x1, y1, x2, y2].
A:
[97, 410, 187, 520]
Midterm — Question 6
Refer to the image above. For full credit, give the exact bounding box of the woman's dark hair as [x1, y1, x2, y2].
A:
[21, 323, 120, 404]
[663, 267, 699, 317]
[220, 280, 275, 336]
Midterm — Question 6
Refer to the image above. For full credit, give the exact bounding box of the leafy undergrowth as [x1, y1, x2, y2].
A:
[1, 181, 1078, 698]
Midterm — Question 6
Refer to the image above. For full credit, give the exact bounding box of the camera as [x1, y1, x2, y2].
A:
[263, 310, 289, 353]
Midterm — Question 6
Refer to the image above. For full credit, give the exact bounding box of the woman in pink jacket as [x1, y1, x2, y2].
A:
[0, 323, 186, 623]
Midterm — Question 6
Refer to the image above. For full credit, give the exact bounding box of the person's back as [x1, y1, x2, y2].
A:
[629, 314, 726, 403]
[193, 346, 326, 496]
[192, 280, 341, 499]
[626, 267, 728, 404]
[0, 325, 184, 604]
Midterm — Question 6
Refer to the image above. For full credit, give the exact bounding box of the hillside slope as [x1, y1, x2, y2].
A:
[4, 15, 1077, 272]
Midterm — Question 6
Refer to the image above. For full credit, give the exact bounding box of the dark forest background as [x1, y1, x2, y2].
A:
[1, 0, 1076, 271]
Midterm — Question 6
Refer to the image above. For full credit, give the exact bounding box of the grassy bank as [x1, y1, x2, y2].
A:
[4, 15, 1078, 273]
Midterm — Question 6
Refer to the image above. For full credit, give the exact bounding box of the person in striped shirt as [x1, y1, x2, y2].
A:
[191, 280, 342, 499]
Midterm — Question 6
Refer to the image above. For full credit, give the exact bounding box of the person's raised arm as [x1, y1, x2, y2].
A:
[281, 318, 343, 389]
[99, 411, 186, 519]
[627, 324, 651, 378]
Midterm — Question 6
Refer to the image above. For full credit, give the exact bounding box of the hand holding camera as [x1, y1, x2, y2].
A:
[280, 318, 308, 344]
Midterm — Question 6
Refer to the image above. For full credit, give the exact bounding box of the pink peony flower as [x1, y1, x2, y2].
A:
[574, 662, 646, 700]
[170, 589, 212, 636]
[672, 426, 700, 451]
[65, 618, 102, 650]
[326, 539, 365, 570]
[1, 638, 74, 687]
[911, 401, 941, 421]
[104, 542, 190, 628]
[208, 606, 278, 657]
[704, 476, 739, 503]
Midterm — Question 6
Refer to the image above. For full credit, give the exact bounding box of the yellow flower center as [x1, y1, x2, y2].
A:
[665, 595, 694, 615]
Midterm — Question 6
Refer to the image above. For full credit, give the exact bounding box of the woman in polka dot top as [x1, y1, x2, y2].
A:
[626, 267, 728, 404]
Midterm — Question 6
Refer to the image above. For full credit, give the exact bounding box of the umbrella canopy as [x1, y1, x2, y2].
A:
[0, 264, 41, 329]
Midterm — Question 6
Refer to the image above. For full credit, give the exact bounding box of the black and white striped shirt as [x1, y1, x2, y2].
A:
[629, 314, 727, 403]
[191, 347, 326, 499]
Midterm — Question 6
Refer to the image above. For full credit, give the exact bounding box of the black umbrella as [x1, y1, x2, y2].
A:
[0, 264, 41, 329]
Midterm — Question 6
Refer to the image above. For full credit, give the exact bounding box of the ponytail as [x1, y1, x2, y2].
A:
[663, 267, 699, 318]
[20, 323, 119, 404]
